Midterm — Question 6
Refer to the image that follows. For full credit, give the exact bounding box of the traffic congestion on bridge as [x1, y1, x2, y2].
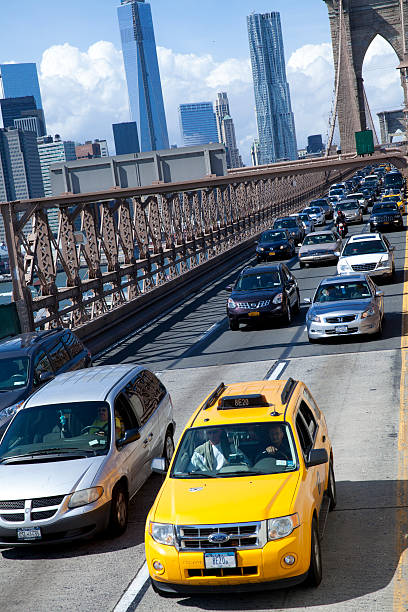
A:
[2, 1, 408, 612]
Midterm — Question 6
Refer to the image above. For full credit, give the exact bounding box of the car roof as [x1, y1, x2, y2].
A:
[242, 263, 281, 274]
[0, 329, 65, 357]
[347, 233, 381, 242]
[188, 379, 304, 428]
[320, 274, 369, 285]
[274, 216, 296, 221]
[24, 364, 143, 408]
[305, 230, 335, 236]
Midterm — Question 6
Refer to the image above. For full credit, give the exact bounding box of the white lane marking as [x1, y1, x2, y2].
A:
[197, 318, 226, 343]
[267, 360, 288, 380]
[113, 562, 149, 612]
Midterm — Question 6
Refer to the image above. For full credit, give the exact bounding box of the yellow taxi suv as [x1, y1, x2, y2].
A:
[145, 378, 335, 596]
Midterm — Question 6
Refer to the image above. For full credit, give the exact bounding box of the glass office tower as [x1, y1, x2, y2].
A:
[247, 12, 297, 164]
[117, 0, 169, 152]
[0, 63, 43, 110]
[178, 102, 219, 147]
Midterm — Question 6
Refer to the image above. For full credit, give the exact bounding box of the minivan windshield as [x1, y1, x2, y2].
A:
[0, 401, 112, 460]
[0, 357, 29, 391]
[171, 423, 297, 478]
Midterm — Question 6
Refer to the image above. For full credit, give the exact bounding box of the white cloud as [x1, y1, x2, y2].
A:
[35, 36, 405, 166]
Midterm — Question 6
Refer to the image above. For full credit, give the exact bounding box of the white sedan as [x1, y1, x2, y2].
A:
[303, 206, 326, 226]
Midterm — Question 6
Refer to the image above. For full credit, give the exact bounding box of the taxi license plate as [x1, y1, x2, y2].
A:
[335, 325, 348, 333]
[269, 251, 275, 256]
[248, 312, 260, 317]
[204, 551, 236, 569]
[17, 527, 42, 541]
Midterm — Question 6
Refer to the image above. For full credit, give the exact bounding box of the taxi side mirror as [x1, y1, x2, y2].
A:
[306, 448, 328, 468]
[152, 457, 167, 474]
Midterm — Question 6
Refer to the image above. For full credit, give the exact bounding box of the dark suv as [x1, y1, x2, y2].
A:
[255, 229, 295, 262]
[226, 263, 300, 330]
[0, 328, 91, 431]
[272, 216, 305, 246]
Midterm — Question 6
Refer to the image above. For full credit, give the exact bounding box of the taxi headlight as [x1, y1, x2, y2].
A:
[68, 486, 103, 509]
[150, 522, 175, 546]
[267, 514, 299, 541]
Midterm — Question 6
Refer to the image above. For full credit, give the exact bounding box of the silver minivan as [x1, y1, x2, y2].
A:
[0, 365, 175, 545]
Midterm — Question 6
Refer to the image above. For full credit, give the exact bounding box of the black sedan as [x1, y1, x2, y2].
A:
[272, 216, 305, 245]
[369, 202, 403, 232]
[255, 229, 295, 262]
[226, 263, 300, 330]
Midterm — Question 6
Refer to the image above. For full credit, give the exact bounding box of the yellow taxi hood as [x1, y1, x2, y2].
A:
[152, 471, 300, 525]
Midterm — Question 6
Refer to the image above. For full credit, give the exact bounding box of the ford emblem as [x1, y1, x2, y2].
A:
[208, 532, 230, 544]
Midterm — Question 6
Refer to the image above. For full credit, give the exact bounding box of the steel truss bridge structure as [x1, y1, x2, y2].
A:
[1, 151, 406, 349]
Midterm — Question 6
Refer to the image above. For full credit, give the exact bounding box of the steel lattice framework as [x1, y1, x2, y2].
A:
[1, 152, 405, 339]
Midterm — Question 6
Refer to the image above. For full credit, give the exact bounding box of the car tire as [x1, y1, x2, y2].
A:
[285, 302, 292, 325]
[229, 319, 239, 331]
[299, 261, 305, 269]
[308, 334, 319, 344]
[294, 291, 300, 313]
[107, 483, 129, 537]
[305, 518, 323, 587]
[163, 429, 175, 470]
[374, 316, 383, 339]
[327, 461, 337, 511]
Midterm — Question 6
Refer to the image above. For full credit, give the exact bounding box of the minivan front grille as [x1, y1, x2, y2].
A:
[176, 522, 261, 551]
[0, 500, 25, 510]
[32, 495, 64, 509]
[0, 495, 65, 524]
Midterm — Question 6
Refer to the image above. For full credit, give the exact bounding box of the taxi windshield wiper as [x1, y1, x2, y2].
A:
[174, 471, 217, 478]
[218, 470, 269, 477]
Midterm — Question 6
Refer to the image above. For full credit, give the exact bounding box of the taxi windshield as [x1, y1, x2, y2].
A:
[171, 423, 297, 478]
[0, 402, 112, 460]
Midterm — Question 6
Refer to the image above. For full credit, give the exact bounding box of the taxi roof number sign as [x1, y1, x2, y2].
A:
[218, 394, 269, 410]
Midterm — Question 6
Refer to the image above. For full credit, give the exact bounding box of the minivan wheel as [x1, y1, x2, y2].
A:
[163, 430, 175, 470]
[305, 518, 322, 587]
[107, 483, 128, 537]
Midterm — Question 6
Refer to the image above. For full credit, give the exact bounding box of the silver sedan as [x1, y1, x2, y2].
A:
[305, 274, 384, 342]
[298, 230, 342, 268]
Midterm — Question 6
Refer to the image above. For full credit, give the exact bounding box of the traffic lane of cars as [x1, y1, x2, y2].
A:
[136, 348, 402, 611]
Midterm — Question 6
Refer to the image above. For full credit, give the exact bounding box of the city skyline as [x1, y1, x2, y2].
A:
[0, 2, 404, 164]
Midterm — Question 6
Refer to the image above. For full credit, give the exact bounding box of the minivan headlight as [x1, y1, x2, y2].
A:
[267, 514, 299, 540]
[150, 522, 175, 546]
[68, 487, 103, 509]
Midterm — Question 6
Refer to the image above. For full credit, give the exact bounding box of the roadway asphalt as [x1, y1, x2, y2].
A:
[1, 213, 407, 612]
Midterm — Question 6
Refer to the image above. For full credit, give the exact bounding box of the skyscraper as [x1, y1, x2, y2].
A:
[0, 63, 47, 135]
[179, 102, 218, 147]
[0, 127, 44, 241]
[0, 96, 46, 137]
[113, 121, 140, 155]
[247, 12, 297, 164]
[117, 0, 169, 152]
[214, 93, 243, 168]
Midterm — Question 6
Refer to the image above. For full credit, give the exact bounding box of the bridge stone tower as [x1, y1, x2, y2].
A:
[323, 0, 408, 152]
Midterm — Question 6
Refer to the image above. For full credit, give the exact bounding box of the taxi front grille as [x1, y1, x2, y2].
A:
[177, 522, 261, 551]
[187, 566, 258, 578]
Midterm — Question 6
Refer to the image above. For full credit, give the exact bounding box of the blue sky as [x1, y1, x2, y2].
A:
[0, 1, 331, 65]
[0, 1, 403, 160]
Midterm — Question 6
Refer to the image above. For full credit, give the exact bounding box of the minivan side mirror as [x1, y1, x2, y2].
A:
[306, 448, 328, 468]
[117, 428, 140, 448]
[38, 371, 54, 384]
[151, 457, 167, 474]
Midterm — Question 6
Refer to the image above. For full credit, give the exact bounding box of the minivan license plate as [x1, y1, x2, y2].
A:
[17, 527, 42, 541]
[204, 551, 236, 569]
